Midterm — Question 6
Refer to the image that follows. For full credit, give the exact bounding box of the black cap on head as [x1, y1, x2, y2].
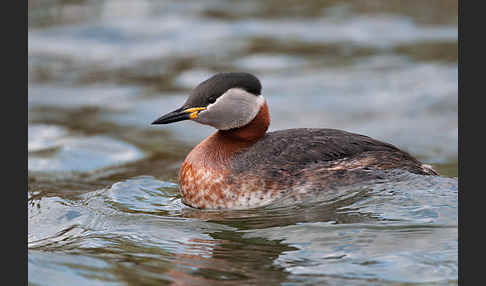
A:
[152, 72, 263, 126]
[183, 72, 262, 108]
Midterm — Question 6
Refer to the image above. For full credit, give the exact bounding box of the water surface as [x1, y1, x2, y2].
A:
[28, 1, 458, 285]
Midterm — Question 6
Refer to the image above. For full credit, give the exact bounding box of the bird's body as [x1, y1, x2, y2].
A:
[152, 72, 438, 209]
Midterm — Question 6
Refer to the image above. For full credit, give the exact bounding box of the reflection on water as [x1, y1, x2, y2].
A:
[28, 0, 457, 285]
[28, 175, 457, 285]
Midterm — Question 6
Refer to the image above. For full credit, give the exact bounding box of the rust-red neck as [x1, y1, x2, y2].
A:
[219, 100, 270, 142]
[183, 101, 270, 171]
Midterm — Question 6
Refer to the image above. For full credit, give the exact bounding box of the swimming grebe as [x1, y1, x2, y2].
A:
[152, 72, 438, 209]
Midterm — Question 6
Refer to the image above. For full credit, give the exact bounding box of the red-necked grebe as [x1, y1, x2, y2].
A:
[152, 72, 438, 209]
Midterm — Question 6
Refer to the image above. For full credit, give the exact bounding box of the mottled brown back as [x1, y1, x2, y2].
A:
[230, 128, 434, 182]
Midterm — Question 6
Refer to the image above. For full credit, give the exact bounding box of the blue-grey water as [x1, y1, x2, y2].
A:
[28, 1, 458, 285]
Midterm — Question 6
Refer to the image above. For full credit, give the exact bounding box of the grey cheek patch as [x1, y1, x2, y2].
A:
[195, 89, 264, 130]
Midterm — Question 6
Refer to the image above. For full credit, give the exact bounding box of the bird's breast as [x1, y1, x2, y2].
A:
[179, 160, 284, 209]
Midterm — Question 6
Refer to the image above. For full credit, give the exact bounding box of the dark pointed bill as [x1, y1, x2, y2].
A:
[151, 107, 206, 125]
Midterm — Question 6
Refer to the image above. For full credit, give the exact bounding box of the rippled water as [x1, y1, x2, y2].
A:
[28, 0, 458, 285]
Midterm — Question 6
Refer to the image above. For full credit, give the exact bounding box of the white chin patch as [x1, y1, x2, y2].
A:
[195, 88, 265, 130]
